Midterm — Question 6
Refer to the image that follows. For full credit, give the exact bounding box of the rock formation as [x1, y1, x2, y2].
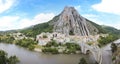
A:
[53, 6, 98, 36]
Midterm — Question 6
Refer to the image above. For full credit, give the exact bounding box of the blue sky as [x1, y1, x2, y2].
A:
[0, 0, 120, 31]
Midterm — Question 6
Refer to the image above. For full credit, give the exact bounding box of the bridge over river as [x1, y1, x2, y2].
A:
[77, 39, 120, 64]
[77, 42, 102, 64]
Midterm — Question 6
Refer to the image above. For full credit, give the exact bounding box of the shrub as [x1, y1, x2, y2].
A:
[43, 35, 47, 38]
[42, 48, 59, 54]
[79, 57, 87, 64]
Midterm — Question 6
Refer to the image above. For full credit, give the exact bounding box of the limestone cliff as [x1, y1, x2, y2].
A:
[20, 6, 104, 37]
[52, 6, 98, 36]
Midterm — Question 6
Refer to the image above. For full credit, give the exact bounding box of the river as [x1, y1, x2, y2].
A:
[0, 43, 88, 64]
[101, 39, 120, 64]
[1, 39, 119, 64]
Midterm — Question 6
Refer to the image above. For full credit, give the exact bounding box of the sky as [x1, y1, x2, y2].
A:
[0, 0, 120, 31]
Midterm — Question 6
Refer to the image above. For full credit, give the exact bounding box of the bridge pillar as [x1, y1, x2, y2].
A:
[78, 42, 102, 64]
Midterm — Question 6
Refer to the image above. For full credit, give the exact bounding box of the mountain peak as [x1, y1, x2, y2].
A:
[53, 6, 99, 36]
[62, 6, 79, 16]
[63, 6, 75, 11]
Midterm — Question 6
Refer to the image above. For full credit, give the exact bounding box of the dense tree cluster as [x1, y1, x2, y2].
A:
[0, 34, 38, 50]
[42, 39, 81, 54]
[42, 47, 59, 54]
[0, 35, 15, 44]
[64, 43, 81, 53]
[0, 50, 19, 64]
[21, 22, 53, 37]
[15, 38, 37, 50]
[98, 34, 119, 47]
[45, 40, 58, 47]
[111, 43, 117, 53]
[79, 57, 87, 64]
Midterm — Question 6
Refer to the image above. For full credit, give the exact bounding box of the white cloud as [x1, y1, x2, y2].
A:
[106, 22, 120, 29]
[92, 0, 120, 15]
[18, 19, 33, 29]
[0, 16, 20, 30]
[83, 14, 120, 29]
[83, 14, 99, 18]
[75, 5, 80, 9]
[33, 13, 55, 24]
[82, 14, 104, 25]
[74, 5, 81, 11]
[115, 23, 120, 29]
[0, 13, 55, 31]
[0, 0, 16, 13]
[18, 13, 55, 29]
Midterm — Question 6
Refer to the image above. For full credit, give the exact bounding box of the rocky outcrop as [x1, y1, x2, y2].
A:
[53, 6, 98, 36]
[113, 47, 120, 64]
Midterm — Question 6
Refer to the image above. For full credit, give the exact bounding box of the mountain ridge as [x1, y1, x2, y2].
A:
[14, 7, 120, 37]
[52, 6, 99, 36]
[19, 6, 107, 37]
[0, 6, 119, 37]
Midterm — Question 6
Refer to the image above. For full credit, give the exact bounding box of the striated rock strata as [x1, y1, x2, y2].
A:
[53, 6, 98, 36]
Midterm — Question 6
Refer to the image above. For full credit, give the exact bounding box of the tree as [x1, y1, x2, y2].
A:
[43, 35, 47, 38]
[45, 40, 58, 47]
[0, 50, 19, 64]
[79, 57, 87, 64]
[0, 50, 8, 64]
[15, 38, 36, 50]
[98, 34, 119, 47]
[111, 43, 117, 53]
[42, 47, 58, 54]
[8, 56, 19, 64]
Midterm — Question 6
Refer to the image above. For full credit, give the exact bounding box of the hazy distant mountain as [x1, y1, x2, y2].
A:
[102, 25, 120, 35]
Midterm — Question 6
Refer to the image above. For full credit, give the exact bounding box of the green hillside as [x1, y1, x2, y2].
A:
[19, 13, 120, 38]
[86, 19, 107, 34]
[20, 22, 53, 37]
[102, 25, 120, 34]
[102, 26, 120, 37]
[20, 15, 59, 37]
[1, 14, 119, 38]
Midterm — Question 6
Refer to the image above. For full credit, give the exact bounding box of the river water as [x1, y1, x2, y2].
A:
[0, 43, 88, 64]
[1, 39, 119, 64]
[101, 39, 120, 64]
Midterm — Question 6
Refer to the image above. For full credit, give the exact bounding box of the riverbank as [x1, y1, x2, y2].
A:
[0, 33, 119, 64]
[101, 39, 120, 64]
[0, 34, 81, 54]
[0, 43, 88, 64]
[112, 40, 120, 64]
[0, 50, 19, 64]
[0, 34, 82, 54]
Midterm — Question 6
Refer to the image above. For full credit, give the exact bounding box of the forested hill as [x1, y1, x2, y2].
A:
[19, 15, 59, 37]
[102, 26, 120, 35]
